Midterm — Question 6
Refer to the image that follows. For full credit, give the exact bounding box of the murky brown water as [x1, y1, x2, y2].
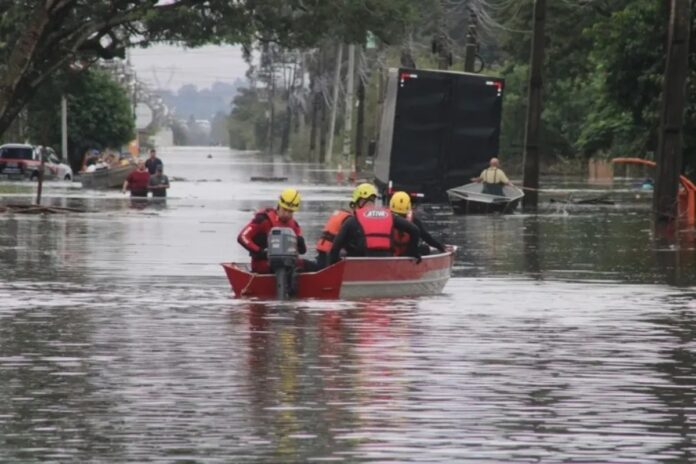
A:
[1, 147, 696, 463]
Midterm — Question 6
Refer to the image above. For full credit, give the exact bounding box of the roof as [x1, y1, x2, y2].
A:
[0, 143, 33, 149]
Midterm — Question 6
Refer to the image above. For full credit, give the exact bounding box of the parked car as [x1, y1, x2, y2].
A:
[0, 143, 73, 181]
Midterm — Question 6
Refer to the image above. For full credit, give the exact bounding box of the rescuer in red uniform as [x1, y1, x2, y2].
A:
[237, 188, 308, 273]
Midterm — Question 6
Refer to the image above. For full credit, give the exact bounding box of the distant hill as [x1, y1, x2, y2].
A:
[156, 79, 245, 120]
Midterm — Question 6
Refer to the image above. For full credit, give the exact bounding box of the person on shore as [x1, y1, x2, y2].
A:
[389, 191, 446, 256]
[148, 165, 170, 198]
[315, 193, 357, 269]
[144, 148, 163, 175]
[237, 188, 310, 274]
[471, 157, 512, 196]
[122, 160, 150, 198]
[328, 183, 421, 265]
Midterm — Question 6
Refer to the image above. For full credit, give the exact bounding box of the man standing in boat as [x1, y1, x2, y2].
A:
[389, 191, 447, 256]
[471, 157, 513, 196]
[328, 183, 421, 265]
[237, 188, 309, 274]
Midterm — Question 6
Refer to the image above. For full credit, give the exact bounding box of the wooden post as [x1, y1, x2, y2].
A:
[521, 0, 546, 210]
[654, 0, 692, 224]
[61, 95, 68, 161]
[36, 146, 45, 205]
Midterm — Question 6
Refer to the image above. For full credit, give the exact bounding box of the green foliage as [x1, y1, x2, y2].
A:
[0, 0, 420, 139]
[27, 69, 134, 168]
[227, 88, 272, 151]
[491, 0, 696, 176]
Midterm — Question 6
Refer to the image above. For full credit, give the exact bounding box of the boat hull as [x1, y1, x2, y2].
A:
[222, 251, 454, 300]
[80, 164, 135, 189]
[222, 261, 346, 299]
[339, 253, 453, 299]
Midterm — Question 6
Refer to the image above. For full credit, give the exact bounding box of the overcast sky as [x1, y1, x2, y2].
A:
[128, 44, 249, 92]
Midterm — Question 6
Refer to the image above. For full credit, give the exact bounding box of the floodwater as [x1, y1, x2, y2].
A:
[1, 147, 696, 463]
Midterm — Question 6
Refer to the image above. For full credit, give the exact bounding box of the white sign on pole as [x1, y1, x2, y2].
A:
[135, 102, 153, 130]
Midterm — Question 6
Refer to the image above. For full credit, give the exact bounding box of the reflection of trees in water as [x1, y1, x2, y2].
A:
[653, 224, 696, 287]
[646, 304, 696, 463]
[523, 215, 541, 278]
[0, 302, 122, 461]
[0, 216, 90, 282]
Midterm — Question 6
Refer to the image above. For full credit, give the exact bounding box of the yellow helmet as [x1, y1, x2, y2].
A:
[351, 183, 378, 203]
[389, 191, 412, 215]
[278, 188, 301, 211]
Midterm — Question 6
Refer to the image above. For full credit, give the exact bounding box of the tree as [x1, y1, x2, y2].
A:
[26, 68, 134, 169]
[0, 0, 420, 141]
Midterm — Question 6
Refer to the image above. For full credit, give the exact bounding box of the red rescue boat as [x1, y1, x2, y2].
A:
[222, 250, 455, 300]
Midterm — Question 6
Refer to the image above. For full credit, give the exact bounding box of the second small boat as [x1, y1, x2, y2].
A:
[447, 182, 524, 214]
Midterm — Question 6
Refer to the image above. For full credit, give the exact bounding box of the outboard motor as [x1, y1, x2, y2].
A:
[267, 227, 298, 300]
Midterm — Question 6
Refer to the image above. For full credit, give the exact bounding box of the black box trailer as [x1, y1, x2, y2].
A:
[373, 67, 504, 202]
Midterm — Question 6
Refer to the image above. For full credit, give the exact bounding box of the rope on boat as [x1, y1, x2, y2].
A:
[240, 273, 256, 296]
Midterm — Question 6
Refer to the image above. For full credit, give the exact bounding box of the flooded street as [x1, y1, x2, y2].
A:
[2, 147, 696, 463]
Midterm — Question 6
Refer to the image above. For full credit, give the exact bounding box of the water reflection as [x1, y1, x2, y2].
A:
[523, 215, 541, 278]
[1, 148, 696, 462]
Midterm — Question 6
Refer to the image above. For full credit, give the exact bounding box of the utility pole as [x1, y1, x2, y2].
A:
[464, 7, 477, 72]
[326, 43, 343, 164]
[341, 44, 355, 173]
[61, 95, 68, 161]
[654, 0, 692, 224]
[521, 0, 546, 210]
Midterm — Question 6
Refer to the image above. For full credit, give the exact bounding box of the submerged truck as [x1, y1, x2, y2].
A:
[373, 67, 505, 202]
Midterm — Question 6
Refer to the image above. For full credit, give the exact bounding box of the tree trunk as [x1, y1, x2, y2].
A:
[654, 0, 691, 224]
[280, 103, 291, 155]
[325, 43, 343, 164]
[308, 65, 319, 160]
[355, 76, 366, 166]
[341, 44, 355, 169]
[521, 0, 546, 210]
[0, 4, 51, 137]
[463, 8, 477, 72]
[267, 69, 275, 156]
[319, 92, 328, 164]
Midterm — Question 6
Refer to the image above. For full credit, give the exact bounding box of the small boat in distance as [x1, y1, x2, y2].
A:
[222, 250, 455, 300]
[79, 152, 136, 189]
[447, 182, 524, 214]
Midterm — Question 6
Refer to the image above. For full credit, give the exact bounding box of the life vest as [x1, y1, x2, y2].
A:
[355, 206, 393, 251]
[392, 211, 413, 256]
[316, 209, 352, 253]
